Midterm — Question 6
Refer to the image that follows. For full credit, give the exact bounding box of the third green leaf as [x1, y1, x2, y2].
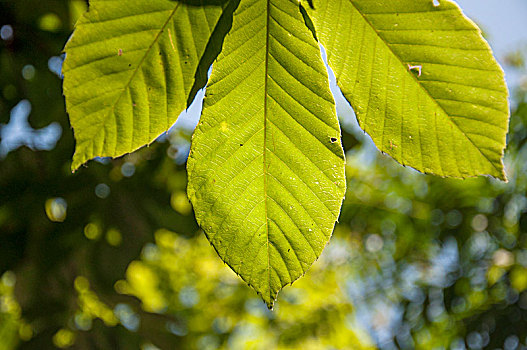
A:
[307, 0, 510, 180]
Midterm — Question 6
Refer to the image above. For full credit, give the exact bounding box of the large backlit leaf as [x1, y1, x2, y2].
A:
[306, 0, 509, 180]
[63, 0, 233, 170]
[187, 0, 346, 307]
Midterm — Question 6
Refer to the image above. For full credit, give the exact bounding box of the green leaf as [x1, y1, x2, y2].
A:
[187, 0, 346, 308]
[63, 0, 233, 170]
[306, 0, 509, 180]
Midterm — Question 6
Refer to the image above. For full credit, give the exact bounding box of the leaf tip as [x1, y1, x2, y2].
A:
[71, 146, 92, 172]
[263, 290, 278, 310]
[71, 156, 83, 173]
[488, 157, 508, 182]
[496, 166, 508, 183]
[257, 285, 280, 310]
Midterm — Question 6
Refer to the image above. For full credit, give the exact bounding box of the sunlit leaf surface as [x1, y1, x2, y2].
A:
[63, 0, 229, 170]
[187, 0, 346, 307]
[307, 0, 509, 180]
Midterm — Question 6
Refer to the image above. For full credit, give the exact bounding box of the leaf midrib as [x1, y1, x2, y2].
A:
[263, 0, 272, 305]
[345, 0, 503, 176]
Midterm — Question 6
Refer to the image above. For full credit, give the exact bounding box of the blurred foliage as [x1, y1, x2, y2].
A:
[2, 0, 527, 349]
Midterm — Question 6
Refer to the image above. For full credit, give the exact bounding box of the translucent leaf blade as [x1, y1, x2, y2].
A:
[307, 0, 509, 180]
[187, 0, 346, 308]
[63, 0, 229, 170]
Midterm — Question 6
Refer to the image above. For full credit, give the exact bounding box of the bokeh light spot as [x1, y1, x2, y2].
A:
[365, 234, 383, 253]
[431, 209, 444, 226]
[106, 228, 122, 246]
[74, 276, 90, 292]
[39, 13, 62, 32]
[141, 344, 161, 350]
[95, 183, 110, 199]
[21, 65, 35, 80]
[52, 328, 75, 348]
[504, 335, 519, 350]
[1, 271, 16, 288]
[74, 312, 92, 331]
[18, 323, 33, 341]
[446, 210, 463, 227]
[113, 303, 140, 332]
[171, 191, 192, 215]
[0, 25, 13, 41]
[471, 214, 488, 232]
[84, 223, 101, 240]
[45, 197, 67, 222]
[166, 320, 188, 336]
[179, 286, 200, 308]
[493, 249, 514, 267]
[48, 56, 64, 78]
[121, 162, 136, 177]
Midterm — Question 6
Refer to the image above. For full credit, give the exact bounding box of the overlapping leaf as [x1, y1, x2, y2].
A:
[306, 0, 509, 180]
[63, 0, 232, 170]
[187, 0, 346, 307]
[63, 0, 511, 307]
